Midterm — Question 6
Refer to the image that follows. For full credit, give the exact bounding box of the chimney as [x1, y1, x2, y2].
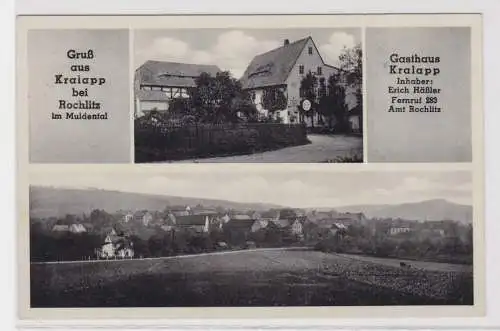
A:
[284, 39, 290, 46]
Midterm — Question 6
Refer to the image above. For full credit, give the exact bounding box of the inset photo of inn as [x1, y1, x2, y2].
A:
[133, 29, 363, 163]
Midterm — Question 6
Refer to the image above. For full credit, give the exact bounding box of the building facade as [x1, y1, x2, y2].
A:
[239, 37, 358, 126]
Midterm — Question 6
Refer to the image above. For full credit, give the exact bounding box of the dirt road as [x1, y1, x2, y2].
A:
[172, 134, 363, 163]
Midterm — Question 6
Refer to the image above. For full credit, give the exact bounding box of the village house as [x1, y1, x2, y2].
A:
[133, 210, 153, 227]
[270, 218, 304, 240]
[332, 212, 367, 227]
[239, 37, 358, 126]
[69, 223, 87, 233]
[134, 60, 222, 117]
[389, 226, 412, 236]
[122, 212, 134, 223]
[222, 215, 258, 245]
[259, 210, 279, 221]
[174, 214, 211, 233]
[51, 223, 87, 234]
[98, 228, 134, 259]
[307, 222, 347, 242]
[251, 219, 269, 233]
[51, 224, 69, 232]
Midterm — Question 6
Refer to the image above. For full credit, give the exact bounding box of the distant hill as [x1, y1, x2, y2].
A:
[333, 199, 472, 223]
[29, 186, 284, 219]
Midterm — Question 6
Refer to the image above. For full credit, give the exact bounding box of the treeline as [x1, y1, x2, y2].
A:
[311, 224, 473, 265]
[29, 222, 304, 262]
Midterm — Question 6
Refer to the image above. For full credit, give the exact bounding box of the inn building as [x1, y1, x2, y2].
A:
[239, 37, 359, 127]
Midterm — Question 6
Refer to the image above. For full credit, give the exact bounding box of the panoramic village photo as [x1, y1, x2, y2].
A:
[133, 29, 363, 163]
[29, 168, 473, 307]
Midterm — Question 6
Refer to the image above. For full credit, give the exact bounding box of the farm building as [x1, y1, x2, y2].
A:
[134, 60, 221, 117]
[239, 37, 358, 126]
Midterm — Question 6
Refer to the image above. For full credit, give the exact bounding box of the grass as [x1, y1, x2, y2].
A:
[30, 249, 473, 307]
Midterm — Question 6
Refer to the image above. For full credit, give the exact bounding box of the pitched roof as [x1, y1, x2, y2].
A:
[260, 210, 279, 219]
[278, 208, 298, 220]
[175, 214, 207, 226]
[135, 89, 172, 102]
[52, 224, 69, 232]
[69, 223, 87, 232]
[192, 209, 219, 216]
[136, 60, 221, 88]
[230, 214, 253, 221]
[224, 218, 256, 230]
[239, 37, 310, 89]
[170, 210, 190, 217]
[271, 219, 292, 228]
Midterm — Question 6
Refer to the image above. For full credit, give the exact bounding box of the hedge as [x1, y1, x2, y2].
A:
[135, 122, 309, 162]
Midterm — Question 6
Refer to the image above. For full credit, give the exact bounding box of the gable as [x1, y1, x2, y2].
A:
[287, 38, 327, 79]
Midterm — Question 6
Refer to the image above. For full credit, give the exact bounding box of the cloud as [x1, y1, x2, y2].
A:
[136, 30, 281, 79]
[319, 32, 356, 66]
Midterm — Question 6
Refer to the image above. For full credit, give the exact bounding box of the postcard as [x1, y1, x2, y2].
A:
[16, 14, 483, 320]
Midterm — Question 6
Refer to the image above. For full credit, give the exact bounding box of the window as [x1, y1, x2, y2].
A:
[299, 65, 304, 74]
[141, 85, 152, 91]
[317, 66, 322, 75]
[151, 86, 162, 91]
[308, 46, 313, 55]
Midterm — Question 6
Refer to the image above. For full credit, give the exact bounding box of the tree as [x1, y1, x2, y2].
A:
[316, 73, 349, 132]
[299, 71, 318, 127]
[327, 74, 349, 132]
[338, 44, 363, 132]
[262, 87, 287, 114]
[190, 71, 256, 124]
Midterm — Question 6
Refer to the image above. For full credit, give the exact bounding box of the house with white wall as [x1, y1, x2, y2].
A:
[239, 37, 358, 126]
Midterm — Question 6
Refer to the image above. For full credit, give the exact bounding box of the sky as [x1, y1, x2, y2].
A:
[30, 168, 472, 208]
[134, 28, 361, 78]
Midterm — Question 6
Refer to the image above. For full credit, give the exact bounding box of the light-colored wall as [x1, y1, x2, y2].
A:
[284, 39, 326, 124]
[102, 242, 115, 257]
[286, 39, 325, 109]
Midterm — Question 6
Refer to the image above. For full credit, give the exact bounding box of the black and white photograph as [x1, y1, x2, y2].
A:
[133, 29, 363, 163]
[29, 168, 473, 307]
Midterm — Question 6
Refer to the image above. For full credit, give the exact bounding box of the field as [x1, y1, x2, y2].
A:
[30, 248, 473, 307]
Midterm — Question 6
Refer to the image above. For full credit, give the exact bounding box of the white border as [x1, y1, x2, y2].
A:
[8, 0, 500, 330]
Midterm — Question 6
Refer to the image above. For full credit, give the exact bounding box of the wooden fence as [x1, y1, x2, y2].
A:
[134, 122, 309, 162]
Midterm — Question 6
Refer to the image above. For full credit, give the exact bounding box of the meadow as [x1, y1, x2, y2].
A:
[31, 248, 473, 307]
